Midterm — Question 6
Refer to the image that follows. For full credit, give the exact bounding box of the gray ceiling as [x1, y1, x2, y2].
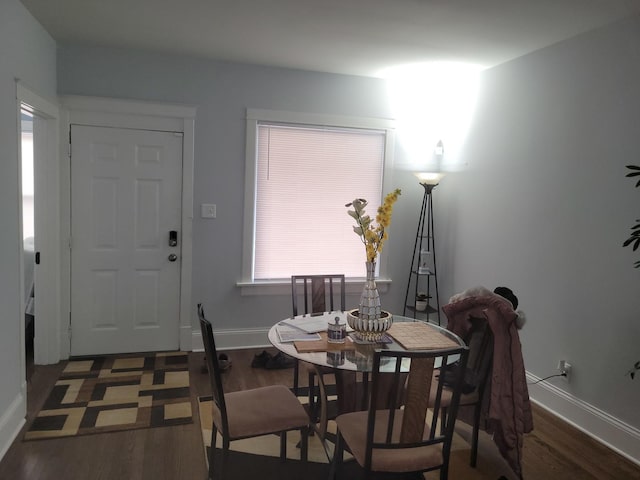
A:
[20, 0, 640, 78]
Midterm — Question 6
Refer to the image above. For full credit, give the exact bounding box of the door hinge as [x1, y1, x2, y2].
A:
[68, 129, 72, 157]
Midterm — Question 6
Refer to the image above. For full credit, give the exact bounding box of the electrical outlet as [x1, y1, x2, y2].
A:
[558, 360, 572, 381]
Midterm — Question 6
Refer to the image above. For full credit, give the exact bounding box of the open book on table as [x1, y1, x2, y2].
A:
[275, 325, 321, 343]
[278, 311, 347, 333]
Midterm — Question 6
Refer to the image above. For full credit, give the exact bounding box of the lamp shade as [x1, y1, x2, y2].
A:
[414, 172, 445, 186]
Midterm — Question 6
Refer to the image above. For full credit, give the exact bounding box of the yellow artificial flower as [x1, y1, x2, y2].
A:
[346, 188, 401, 262]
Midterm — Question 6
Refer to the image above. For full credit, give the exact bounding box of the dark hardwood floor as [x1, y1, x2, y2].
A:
[0, 348, 638, 480]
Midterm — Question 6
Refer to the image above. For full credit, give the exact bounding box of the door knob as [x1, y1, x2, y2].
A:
[168, 254, 178, 262]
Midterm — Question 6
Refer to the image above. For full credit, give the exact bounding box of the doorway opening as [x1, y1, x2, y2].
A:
[20, 109, 35, 381]
[17, 83, 61, 374]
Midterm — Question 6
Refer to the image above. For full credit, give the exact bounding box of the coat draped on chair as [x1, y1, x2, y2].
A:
[443, 289, 533, 479]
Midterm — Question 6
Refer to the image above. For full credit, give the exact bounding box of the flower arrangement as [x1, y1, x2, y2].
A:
[346, 188, 401, 262]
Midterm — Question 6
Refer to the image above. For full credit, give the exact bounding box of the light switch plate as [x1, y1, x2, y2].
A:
[201, 203, 216, 218]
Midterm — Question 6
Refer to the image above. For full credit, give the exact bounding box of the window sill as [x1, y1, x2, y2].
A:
[237, 278, 391, 296]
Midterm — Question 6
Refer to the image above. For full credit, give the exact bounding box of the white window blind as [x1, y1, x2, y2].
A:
[254, 123, 386, 280]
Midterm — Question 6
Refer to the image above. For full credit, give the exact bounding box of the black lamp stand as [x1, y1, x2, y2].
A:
[403, 181, 441, 325]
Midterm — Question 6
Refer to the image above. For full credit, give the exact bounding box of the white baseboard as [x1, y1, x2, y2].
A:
[526, 372, 640, 465]
[179, 324, 193, 351]
[191, 327, 270, 352]
[0, 387, 26, 462]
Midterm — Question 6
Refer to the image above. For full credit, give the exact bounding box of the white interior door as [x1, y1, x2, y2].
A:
[70, 125, 183, 356]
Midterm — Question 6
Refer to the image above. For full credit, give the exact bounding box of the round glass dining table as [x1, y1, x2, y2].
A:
[268, 312, 464, 414]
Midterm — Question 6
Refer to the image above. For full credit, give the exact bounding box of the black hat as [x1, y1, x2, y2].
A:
[494, 286, 518, 310]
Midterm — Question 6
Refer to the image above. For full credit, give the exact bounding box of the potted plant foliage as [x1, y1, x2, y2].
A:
[415, 292, 429, 311]
[623, 165, 640, 379]
[623, 165, 640, 267]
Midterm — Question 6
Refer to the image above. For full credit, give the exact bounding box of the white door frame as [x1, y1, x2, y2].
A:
[60, 95, 196, 359]
[16, 83, 60, 367]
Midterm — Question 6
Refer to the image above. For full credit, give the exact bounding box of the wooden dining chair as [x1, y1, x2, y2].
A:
[329, 342, 469, 480]
[198, 304, 310, 480]
[290, 274, 346, 418]
[430, 316, 494, 468]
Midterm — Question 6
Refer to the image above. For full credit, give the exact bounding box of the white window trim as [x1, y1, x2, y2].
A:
[240, 108, 396, 295]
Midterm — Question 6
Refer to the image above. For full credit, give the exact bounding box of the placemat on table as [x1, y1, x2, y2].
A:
[294, 332, 357, 353]
[387, 322, 459, 350]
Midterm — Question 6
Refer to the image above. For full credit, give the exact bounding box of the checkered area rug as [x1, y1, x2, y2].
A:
[24, 352, 193, 440]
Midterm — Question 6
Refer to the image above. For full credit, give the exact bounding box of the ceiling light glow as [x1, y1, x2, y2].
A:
[383, 62, 482, 171]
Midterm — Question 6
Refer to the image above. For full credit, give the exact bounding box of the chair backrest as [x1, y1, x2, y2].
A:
[464, 317, 494, 394]
[365, 341, 469, 472]
[291, 274, 346, 316]
[198, 304, 230, 436]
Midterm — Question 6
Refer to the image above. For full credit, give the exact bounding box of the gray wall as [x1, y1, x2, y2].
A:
[437, 15, 640, 427]
[56, 12, 638, 447]
[57, 44, 418, 329]
[0, 0, 56, 447]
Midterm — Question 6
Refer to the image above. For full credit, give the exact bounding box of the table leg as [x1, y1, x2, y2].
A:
[335, 370, 408, 413]
[335, 371, 361, 413]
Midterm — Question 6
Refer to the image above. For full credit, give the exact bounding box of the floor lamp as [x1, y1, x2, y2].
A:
[403, 172, 444, 325]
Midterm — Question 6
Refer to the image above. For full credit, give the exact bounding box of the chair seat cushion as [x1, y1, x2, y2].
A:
[215, 385, 309, 440]
[336, 410, 443, 473]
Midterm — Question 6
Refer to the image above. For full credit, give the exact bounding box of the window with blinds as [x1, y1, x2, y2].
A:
[251, 121, 388, 280]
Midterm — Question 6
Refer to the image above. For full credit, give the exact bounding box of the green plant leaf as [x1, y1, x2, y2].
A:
[623, 237, 640, 249]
